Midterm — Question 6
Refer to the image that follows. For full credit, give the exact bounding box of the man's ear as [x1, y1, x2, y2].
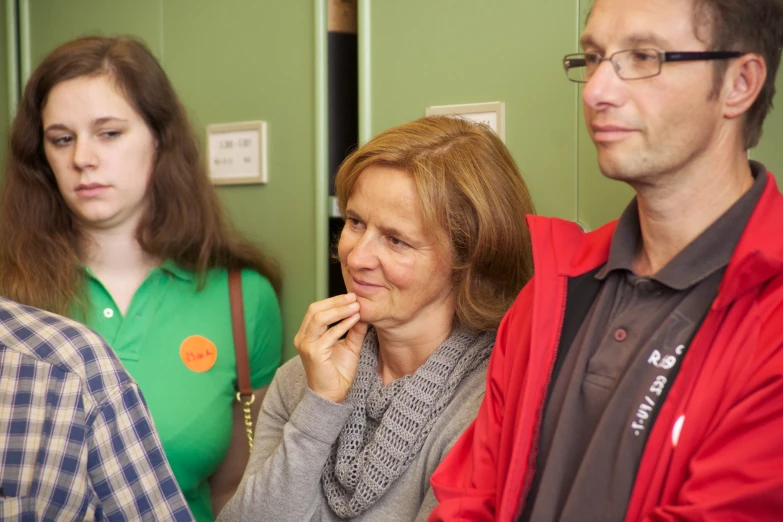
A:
[723, 53, 767, 120]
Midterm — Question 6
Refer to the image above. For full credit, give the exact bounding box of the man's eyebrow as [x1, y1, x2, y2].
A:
[624, 33, 673, 50]
[580, 34, 599, 51]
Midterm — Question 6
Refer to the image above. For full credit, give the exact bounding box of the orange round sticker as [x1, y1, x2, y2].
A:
[180, 335, 218, 373]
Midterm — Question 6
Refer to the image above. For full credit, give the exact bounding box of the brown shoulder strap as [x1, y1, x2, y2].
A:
[228, 269, 252, 397]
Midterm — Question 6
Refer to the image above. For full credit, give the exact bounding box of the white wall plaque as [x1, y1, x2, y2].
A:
[426, 102, 505, 142]
[207, 120, 268, 185]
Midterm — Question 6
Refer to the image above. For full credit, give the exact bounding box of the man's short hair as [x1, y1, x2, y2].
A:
[694, 0, 783, 149]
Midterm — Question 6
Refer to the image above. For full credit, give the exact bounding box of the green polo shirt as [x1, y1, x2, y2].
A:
[75, 261, 282, 522]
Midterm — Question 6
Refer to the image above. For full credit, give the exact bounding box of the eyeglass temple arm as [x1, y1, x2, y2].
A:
[663, 51, 746, 63]
[563, 56, 588, 70]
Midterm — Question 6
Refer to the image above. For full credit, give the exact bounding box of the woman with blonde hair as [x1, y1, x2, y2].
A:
[219, 115, 535, 521]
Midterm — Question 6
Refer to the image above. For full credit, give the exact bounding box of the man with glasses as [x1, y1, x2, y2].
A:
[429, 0, 783, 521]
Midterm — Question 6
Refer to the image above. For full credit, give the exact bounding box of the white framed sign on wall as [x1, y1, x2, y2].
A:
[425, 101, 505, 142]
[206, 120, 268, 185]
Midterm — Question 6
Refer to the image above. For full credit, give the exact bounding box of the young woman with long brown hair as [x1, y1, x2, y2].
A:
[0, 36, 282, 521]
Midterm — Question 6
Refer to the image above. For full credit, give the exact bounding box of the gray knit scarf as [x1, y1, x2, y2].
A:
[321, 325, 494, 518]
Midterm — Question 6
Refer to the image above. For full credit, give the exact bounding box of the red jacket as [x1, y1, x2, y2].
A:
[430, 172, 783, 522]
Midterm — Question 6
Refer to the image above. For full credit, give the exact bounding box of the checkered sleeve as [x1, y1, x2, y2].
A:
[86, 381, 194, 521]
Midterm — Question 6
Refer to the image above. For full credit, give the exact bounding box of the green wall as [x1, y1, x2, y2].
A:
[360, 0, 580, 221]
[23, 0, 327, 360]
[752, 65, 783, 185]
[357, 0, 631, 229]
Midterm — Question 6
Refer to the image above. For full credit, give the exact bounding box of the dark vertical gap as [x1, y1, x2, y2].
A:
[327, 218, 346, 297]
[327, 0, 358, 298]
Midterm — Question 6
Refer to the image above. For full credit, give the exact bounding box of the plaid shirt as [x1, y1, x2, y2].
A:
[0, 297, 194, 521]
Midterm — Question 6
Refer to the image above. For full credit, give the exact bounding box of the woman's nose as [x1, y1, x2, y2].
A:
[72, 137, 98, 171]
[345, 232, 379, 270]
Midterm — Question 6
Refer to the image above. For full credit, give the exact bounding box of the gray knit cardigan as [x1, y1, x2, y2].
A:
[217, 353, 489, 521]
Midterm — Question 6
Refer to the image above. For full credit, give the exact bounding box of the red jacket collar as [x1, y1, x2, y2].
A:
[526, 171, 783, 307]
[714, 172, 783, 308]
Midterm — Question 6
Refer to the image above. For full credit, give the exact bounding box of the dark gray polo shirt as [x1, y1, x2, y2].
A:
[520, 162, 767, 522]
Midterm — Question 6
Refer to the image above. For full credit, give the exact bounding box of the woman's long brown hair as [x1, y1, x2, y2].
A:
[0, 36, 280, 316]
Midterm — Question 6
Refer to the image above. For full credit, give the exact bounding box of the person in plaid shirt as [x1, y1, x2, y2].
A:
[0, 295, 194, 521]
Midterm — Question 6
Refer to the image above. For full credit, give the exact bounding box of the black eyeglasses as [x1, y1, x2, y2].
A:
[563, 49, 746, 82]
